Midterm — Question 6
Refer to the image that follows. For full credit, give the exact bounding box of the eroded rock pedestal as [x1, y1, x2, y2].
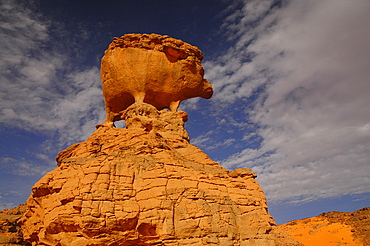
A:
[101, 33, 213, 126]
[20, 103, 301, 246]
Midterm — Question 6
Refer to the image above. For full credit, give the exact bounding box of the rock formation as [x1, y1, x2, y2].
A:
[0, 204, 27, 245]
[18, 34, 302, 245]
[278, 207, 370, 246]
[20, 102, 300, 245]
[100, 33, 213, 127]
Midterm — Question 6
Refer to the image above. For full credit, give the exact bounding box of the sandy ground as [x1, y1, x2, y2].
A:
[278, 217, 363, 246]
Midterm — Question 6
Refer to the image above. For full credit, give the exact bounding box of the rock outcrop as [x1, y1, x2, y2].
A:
[100, 33, 213, 126]
[278, 207, 370, 246]
[0, 204, 27, 245]
[18, 34, 301, 245]
[20, 103, 301, 245]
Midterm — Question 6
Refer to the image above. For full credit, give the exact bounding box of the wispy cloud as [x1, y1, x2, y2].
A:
[0, 0, 105, 146]
[191, 131, 213, 148]
[193, 131, 236, 151]
[0, 157, 53, 176]
[207, 0, 370, 203]
[1, 0, 369, 208]
[0, 199, 14, 211]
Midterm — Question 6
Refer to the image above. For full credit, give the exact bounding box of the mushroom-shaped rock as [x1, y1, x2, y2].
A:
[100, 33, 213, 127]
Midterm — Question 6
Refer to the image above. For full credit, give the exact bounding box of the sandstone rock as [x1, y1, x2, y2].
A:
[100, 33, 213, 126]
[18, 33, 301, 245]
[20, 103, 301, 246]
[0, 204, 27, 245]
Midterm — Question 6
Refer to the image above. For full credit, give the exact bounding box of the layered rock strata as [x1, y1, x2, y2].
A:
[20, 103, 301, 246]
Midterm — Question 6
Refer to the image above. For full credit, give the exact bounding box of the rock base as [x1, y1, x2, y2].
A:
[20, 103, 301, 246]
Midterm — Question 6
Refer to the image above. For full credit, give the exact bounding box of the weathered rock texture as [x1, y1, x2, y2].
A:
[0, 204, 28, 245]
[101, 33, 213, 126]
[20, 103, 301, 246]
[279, 207, 370, 246]
[18, 34, 300, 245]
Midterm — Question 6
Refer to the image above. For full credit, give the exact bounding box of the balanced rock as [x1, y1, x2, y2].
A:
[20, 103, 301, 245]
[19, 34, 301, 245]
[100, 33, 213, 126]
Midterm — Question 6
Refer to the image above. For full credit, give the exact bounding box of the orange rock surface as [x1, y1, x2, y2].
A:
[20, 102, 301, 246]
[278, 207, 370, 246]
[0, 204, 26, 245]
[17, 33, 302, 245]
[100, 34, 213, 126]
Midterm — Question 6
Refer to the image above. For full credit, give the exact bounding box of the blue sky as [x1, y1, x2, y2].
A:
[0, 0, 369, 225]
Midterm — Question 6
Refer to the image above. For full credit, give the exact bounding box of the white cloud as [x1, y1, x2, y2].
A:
[1, 0, 369, 207]
[0, 200, 15, 211]
[0, 1, 105, 146]
[209, 0, 370, 203]
[191, 131, 213, 148]
[179, 97, 201, 111]
[53, 67, 105, 145]
[0, 157, 53, 176]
